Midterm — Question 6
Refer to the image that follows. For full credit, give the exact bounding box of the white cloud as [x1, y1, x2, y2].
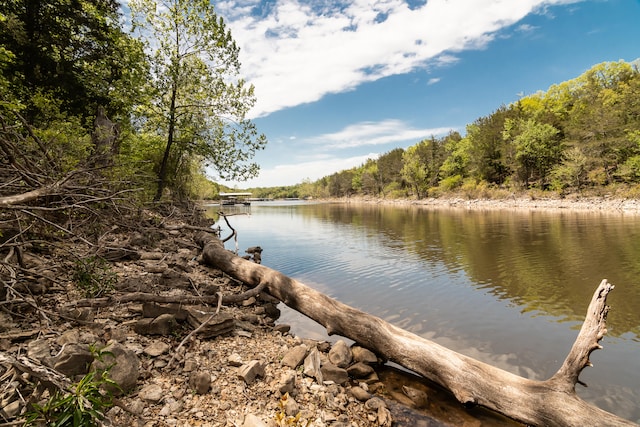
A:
[427, 77, 441, 85]
[216, 0, 584, 117]
[311, 119, 453, 149]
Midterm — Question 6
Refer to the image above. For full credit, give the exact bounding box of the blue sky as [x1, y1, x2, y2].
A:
[213, 0, 640, 188]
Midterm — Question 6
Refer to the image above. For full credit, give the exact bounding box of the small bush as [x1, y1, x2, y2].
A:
[439, 174, 463, 191]
[24, 368, 118, 427]
[73, 256, 117, 298]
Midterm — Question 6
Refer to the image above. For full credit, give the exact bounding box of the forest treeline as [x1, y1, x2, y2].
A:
[247, 59, 640, 201]
[1, 0, 263, 204]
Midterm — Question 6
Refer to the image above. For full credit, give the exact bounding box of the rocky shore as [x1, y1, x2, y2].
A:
[2, 211, 487, 427]
[336, 194, 640, 214]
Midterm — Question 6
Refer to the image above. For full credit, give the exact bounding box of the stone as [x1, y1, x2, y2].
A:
[27, 339, 51, 363]
[133, 314, 178, 336]
[186, 310, 235, 338]
[402, 385, 429, 408]
[189, 371, 211, 394]
[144, 340, 171, 357]
[183, 359, 197, 372]
[138, 384, 164, 404]
[347, 362, 374, 378]
[159, 399, 183, 416]
[1, 400, 21, 418]
[242, 414, 268, 427]
[281, 344, 308, 369]
[350, 386, 371, 401]
[53, 343, 93, 377]
[55, 330, 80, 346]
[273, 324, 291, 334]
[142, 302, 188, 321]
[320, 363, 349, 385]
[284, 395, 299, 417]
[93, 341, 140, 394]
[303, 348, 323, 384]
[228, 352, 243, 367]
[143, 261, 168, 274]
[278, 371, 296, 395]
[352, 346, 378, 364]
[328, 340, 352, 368]
[238, 360, 265, 384]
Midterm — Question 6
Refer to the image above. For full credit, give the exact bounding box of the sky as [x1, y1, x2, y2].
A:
[211, 0, 640, 189]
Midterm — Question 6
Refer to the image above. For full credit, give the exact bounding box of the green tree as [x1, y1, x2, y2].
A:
[130, 0, 267, 201]
[401, 136, 445, 198]
[0, 0, 145, 122]
[503, 118, 563, 187]
[464, 106, 515, 184]
[377, 148, 405, 196]
[563, 61, 638, 184]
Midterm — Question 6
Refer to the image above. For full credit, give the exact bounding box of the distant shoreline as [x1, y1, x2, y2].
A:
[327, 195, 640, 214]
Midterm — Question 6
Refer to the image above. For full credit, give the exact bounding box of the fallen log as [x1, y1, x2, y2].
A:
[196, 232, 636, 426]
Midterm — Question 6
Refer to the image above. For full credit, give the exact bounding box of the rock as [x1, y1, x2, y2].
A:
[228, 352, 244, 367]
[183, 359, 197, 372]
[53, 343, 93, 377]
[402, 385, 429, 408]
[1, 400, 21, 419]
[27, 339, 51, 364]
[134, 314, 178, 336]
[138, 384, 164, 404]
[144, 340, 171, 357]
[142, 302, 188, 321]
[347, 361, 374, 378]
[189, 371, 211, 394]
[352, 346, 378, 364]
[350, 386, 372, 401]
[160, 269, 190, 288]
[284, 394, 299, 417]
[238, 360, 265, 384]
[320, 363, 349, 385]
[303, 348, 323, 384]
[273, 324, 291, 334]
[142, 261, 168, 274]
[328, 340, 352, 368]
[159, 399, 183, 416]
[93, 342, 140, 394]
[56, 329, 80, 345]
[242, 414, 267, 427]
[278, 370, 296, 395]
[281, 344, 308, 369]
[263, 303, 281, 320]
[365, 397, 393, 427]
[186, 310, 235, 338]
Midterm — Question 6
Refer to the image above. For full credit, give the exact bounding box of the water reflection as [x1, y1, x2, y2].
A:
[205, 202, 640, 422]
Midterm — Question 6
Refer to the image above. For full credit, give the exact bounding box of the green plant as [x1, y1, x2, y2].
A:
[72, 256, 117, 297]
[274, 393, 312, 427]
[24, 369, 119, 427]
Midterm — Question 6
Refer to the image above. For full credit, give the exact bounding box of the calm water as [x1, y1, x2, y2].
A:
[205, 201, 640, 423]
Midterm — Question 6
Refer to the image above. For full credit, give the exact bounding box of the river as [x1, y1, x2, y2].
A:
[204, 200, 640, 423]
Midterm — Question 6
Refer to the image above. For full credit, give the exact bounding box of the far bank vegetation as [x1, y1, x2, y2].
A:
[247, 60, 640, 202]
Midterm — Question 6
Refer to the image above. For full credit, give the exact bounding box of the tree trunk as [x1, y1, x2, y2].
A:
[197, 233, 636, 427]
[154, 84, 178, 202]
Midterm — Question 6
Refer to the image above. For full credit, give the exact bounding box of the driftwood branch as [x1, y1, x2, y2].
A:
[64, 282, 268, 309]
[196, 232, 635, 427]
